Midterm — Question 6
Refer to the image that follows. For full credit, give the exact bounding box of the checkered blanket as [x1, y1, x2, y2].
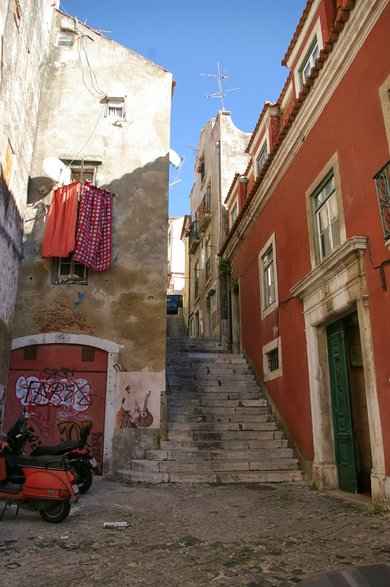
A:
[73, 182, 112, 271]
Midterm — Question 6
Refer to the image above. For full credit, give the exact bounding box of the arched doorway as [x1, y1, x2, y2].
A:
[4, 343, 108, 473]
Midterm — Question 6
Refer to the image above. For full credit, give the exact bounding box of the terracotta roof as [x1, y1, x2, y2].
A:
[220, 0, 356, 257]
[282, 0, 315, 67]
[245, 101, 278, 153]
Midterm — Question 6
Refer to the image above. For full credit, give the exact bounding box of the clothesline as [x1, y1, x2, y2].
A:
[41, 180, 112, 272]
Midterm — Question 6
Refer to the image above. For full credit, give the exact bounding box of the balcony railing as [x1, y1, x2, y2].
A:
[374, 160, 390, 240]
[189, 220, 200, 252]
[198, 189, 212, 232]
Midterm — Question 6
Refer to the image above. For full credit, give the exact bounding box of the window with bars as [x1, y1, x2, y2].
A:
[267, 348, 279, 372]
[51, 161, 100, 285]
[262, 338, 282, 381]
[52, 255, 88, 285]
[374, 160, 390, 240]
[105, 97, 126, 119]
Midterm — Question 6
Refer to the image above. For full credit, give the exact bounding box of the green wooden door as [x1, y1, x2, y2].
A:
[327, 320, 358, 493]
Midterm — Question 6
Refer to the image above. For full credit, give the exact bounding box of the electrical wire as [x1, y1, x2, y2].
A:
[66, 104, 106, 170]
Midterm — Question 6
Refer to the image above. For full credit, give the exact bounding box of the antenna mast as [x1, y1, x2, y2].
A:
[200, 62, 239, 110]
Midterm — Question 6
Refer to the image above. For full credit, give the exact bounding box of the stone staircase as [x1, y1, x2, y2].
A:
[117, 313, 303, 484]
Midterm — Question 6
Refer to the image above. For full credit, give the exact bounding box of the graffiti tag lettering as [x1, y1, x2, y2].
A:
[15, 375, 92, 412]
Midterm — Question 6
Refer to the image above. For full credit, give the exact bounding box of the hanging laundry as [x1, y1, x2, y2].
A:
[73, 181, 112, 272]
[41, 181, 80, 258]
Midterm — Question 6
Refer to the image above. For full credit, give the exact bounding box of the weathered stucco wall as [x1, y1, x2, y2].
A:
[0, 1, 57, 402]
[10, 12, 173, 471]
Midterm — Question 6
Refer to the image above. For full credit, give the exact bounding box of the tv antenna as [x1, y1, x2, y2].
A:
[200, 62, 239, 111]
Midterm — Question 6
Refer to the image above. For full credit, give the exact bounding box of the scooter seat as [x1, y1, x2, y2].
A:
[6, 453, 66, 469]
[30, 439, 83, 456]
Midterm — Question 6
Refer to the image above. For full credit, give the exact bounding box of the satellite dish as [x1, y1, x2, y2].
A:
[169, 149, 182, 168]
[43, 157, 71, 185]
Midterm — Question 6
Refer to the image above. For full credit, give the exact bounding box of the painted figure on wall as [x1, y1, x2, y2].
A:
[115, 372, 162, 430]
[116, 386, 154, 429]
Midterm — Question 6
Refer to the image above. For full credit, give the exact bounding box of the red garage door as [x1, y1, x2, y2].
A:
[5, 344, 108, 473]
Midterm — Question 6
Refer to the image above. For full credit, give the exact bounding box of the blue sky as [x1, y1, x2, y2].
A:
[60, 1, 307, 216]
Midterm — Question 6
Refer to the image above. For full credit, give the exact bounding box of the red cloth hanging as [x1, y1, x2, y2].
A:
[41, 181, 80, 258]
[73, 181, 112, 272]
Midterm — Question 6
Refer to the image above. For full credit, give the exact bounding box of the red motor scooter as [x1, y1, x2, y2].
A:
[0, 417, 79, 523]
[11, 417, 97, 494]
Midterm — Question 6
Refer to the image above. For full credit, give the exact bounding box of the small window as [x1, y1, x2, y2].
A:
[194, 259, 200, 299]
[205, 237, 211, 281]
[312, 171, 340, 261]
[259, 234, 278, 319]
[61, 160, 100, 184]
[262, 338, 282, 381]
[300, 37, 319, 85]
[256, 142, 268, 176]
[52, 254, 88, 285]
[230, 201, 238, 227]
[57, 30, 75, 47]
[267, 348, 279, 372]
[105, 97, 126, 119]
[197, 156, 205, 183]
[262, 245, 275, 308]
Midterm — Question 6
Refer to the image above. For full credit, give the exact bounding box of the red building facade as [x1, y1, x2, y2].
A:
[222, 0, 390, 504]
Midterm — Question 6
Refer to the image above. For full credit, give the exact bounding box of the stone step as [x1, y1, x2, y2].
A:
[117, 468, 303, 484]
[160, 437, 288, 450]
[147, 447, 293, 461]
[130, 457, 299, 474]
[167, 406, 272, 416]
[128, 316, 305, 486]
[167, 420, 278, 432]
[165, 429, 285, 442]
[167, 377, 257, 385]
[167, 351, 247, 365]
[167, 388, 262, 397]
[168, 413, 274, 424]
[167, 399, 268, 409]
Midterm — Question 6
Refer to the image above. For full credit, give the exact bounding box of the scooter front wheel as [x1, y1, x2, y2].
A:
[39, 501, 71, 523]
[70, 460, 93, 494]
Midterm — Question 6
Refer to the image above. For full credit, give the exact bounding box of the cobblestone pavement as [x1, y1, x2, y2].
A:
[0, 478, 389, 587]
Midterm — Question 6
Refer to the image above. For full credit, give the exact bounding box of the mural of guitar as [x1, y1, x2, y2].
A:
[138, 390, 153, 428]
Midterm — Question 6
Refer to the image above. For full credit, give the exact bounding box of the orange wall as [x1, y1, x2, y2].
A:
[232, 7, 390, 467]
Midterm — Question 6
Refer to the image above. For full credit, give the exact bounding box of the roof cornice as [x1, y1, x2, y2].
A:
[221, 0, 386, 259]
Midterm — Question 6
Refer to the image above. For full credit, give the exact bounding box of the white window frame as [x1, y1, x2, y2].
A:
[262, 337, 282, 381]
[105, 97, 126, 120]
[312, 170, 341, 262]
[255, 140, 268, 177]
[52, 255, 88, 285]
[293, 18, 323, 95]
[259, 233, 278, 319]
[305, 154, 346, 269]
[57, 30, 75, 47]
